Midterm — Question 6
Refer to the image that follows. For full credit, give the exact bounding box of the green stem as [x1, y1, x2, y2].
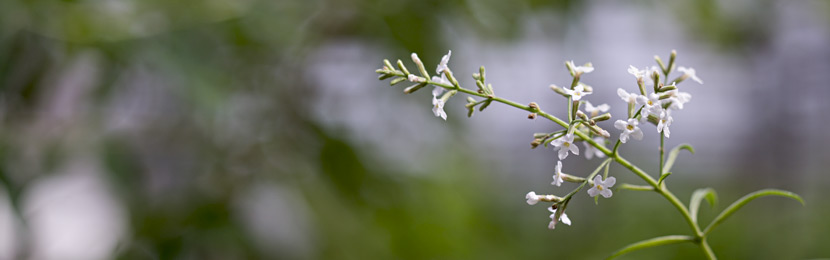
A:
[659, 132, 665, 178]
[421, 77, 705, 251]
[700, 238, 717, 260]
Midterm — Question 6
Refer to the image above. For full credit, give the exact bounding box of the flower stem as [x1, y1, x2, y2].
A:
[423, 77, 705, 253]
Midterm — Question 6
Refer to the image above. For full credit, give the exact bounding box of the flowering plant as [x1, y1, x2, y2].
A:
[374, 50, 802, 259]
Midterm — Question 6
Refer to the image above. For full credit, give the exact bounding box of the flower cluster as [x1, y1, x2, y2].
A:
[375, 49, 803, 259]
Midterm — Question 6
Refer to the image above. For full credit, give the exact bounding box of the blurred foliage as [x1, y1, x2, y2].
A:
[0, 0, 827, 259]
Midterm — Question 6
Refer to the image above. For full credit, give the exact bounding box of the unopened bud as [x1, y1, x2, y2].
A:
[550, 84, 568, 97]
[646, 114, 659, 125]
[658, 85, 677, 92]
[668, 50, 677, 72]
[479, 66, 486, 82]
[408, 74, 424, 83]
[397, 59, 410, 76]
[591, 113, 612, 122]
[529, 102, 539, 110]
[472, 73, 480, 80]
[576, 110, 589, 121]
[410, 53, 430, 78]
[531, 139, 541, 148]
[655, 55, 667, 74]
[390, 77, 406, 86]
[403, 83, 427, 94]
[383, 59, 394, 71]
[528, 113, 537, 120]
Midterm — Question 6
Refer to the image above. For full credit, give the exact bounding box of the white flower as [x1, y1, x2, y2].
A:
[617, 88, 638, 104]
[431, 75, 450, 86]
[657, 110, 673, 138]
[408, 74, 423, 83]
[526, 191, 540, 205]
[665, 88, 692, 110]
[678, 66, 703, 84]
[432, 88, 447, 120]
[552, 133, 579, 160]
[562, 85, 591, 101]
[584, 137, 606, 160]
[627, 65, 646, 79]
[614, 119, 644, 143]
[588, 175, 616, 198]
[436, 50, 452, 75]
[584, 101, 610, 117]
[636, 93, 664, 117]
[548, 207, 571, 229]
[552, 161, 564, 186]
[567, 60, 594, 74]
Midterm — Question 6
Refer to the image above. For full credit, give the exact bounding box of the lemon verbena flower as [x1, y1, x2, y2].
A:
[567, 60, 594, 74]
[627, 65, 646, 80]
[525, 191, 540, 205]
[614, 118, 643, 143]
[584, 101, 610, 117]
[432, 87, 447, 120]
[588, 175, 616, 198]
[617, 88, 638, 104]
[678, 66, 703, 84]
[552, 133, 579, 160]
[548, 207, 572, 229]
[657, 110, 673, 138]
[584, 137, 606, 160]
[552, 161, 564, 186]
[563, 85, 591, 101]
[436, 50, 452, 75]
[636, 93, 663, 117]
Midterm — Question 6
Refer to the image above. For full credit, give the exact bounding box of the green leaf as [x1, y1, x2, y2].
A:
[689, 188, 718, 224]
[607, 235, 695, 259]
[703, 189, 804, 236]
[663, 144, 694, 174]
[657, 172, 672, 186]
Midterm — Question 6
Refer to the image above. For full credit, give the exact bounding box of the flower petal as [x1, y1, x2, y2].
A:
[600, 188, 613, 198]
[614, 120, 627, 130]
[587, 187, 599, 197]
[603, 176, 616, 187]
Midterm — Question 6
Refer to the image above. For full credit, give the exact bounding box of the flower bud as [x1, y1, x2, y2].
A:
[397, 59, 410, 76]
[576, 110, 589, 121]
[531, 139, 541, 148]
[655, 55, 667, 74]
[479, 66, 486, 82]
[383, 59, 394, 72]
[410, 53, 430, 78]
[529, 102, 539, 110]
[390, 77, 406, 86]
[668, 50, 677, 73]
[528, 113, 537, 120]
[403, 83, 427, 94]
[591, 113, 612, 122]
[550, 84, 568, 97]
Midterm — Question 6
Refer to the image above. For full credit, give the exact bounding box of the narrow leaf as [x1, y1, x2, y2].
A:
[703, 189, 804, 235]
[663, 144, 694, 174]
[657, 172, 672, 186]
[689, 188, 718, 224]
[607, 235, 695, 259]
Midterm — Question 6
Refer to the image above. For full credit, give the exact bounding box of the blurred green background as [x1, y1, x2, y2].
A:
[0, 0, 829, 259]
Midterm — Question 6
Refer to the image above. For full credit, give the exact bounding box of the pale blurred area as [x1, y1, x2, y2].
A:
[0, 0, 829, 259]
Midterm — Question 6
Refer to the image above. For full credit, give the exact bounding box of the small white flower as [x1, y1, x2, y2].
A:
[435, 50, 452, 75]
[584, 137, 606, 160]
[432, 97, 447, 120]
[408, 74, 423, 83]
[614, 119, 644, 143]
[567, 60, 594, 74]
[588, 175, 616, 198]
[636, 93, 664, 117]
[666, 88, 692, 110]
[548, 207, 571, 229]
[657, 110, 673, 138]
[678, 66, 703, 84]
[617, 88, 638, 104]
[562, 85, 591, 101]
[432, 86, 444, 98]
[552, 161, 564, 186]
[551, 133, 579, 160]
[627, 65, 646, 79]
[526, 191, 540, 205]
[431, 75, 450, 86]
[583, 101, 610, 117]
